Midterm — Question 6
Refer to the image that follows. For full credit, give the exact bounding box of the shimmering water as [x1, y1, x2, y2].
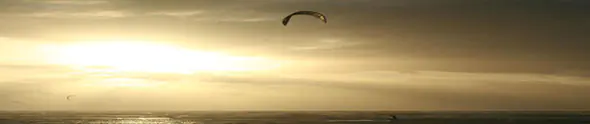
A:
[1, 111, 589, 124]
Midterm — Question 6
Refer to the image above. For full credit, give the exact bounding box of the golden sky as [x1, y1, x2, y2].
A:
[0, 0, 589, 111]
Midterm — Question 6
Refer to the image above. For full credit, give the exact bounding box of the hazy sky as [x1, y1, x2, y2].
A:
[1, 0, 589, 111]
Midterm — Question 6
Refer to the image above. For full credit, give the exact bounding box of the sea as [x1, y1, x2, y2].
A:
[1, 111, 589, 124]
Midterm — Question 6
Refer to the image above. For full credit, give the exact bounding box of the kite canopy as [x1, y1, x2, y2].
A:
[282, 11, 327, 26]
[66, 95, 76, 101]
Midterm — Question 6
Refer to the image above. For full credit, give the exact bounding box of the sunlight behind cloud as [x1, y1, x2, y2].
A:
[40, 40, 281, 74]
[89, 77, 164, 88]
[26, 11, 129, 18]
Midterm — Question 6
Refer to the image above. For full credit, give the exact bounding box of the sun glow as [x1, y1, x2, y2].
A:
[42, 40, 280, 74]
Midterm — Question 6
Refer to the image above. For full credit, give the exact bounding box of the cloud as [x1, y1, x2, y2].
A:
[239, 17, 276, 22]
[188, 16, 276, 23]
[145, 10, 276, 22]
[14, 7, 275, 22]
[200, 70, 590, 88]
[41, 0, 110, 5]
[0, 0, 112, 15]
[290, 38, 361, 51]
[0, 78, 75, 109]
[0, 0, 587, 110]
[1, 62, 589, 110]
[0, 37, 9, 41]
[146, 10, 205, 17]
[25, 10, 130, 18]
[184, 70, 590, 110]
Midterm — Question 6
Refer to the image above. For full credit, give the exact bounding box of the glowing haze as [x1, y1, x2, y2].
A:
[0, 0, 589, 111]
[41, 40, 279, 74]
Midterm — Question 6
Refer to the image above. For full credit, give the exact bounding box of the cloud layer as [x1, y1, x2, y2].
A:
[1, 63, 589, 110]
[0, 0, 589, 110]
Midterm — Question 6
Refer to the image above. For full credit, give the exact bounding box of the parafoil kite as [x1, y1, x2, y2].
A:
[66, 95, 76, 101]
[282, 11, 327, 26]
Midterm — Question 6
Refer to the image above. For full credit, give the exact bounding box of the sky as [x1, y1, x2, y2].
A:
[0, 0, 589, 111]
